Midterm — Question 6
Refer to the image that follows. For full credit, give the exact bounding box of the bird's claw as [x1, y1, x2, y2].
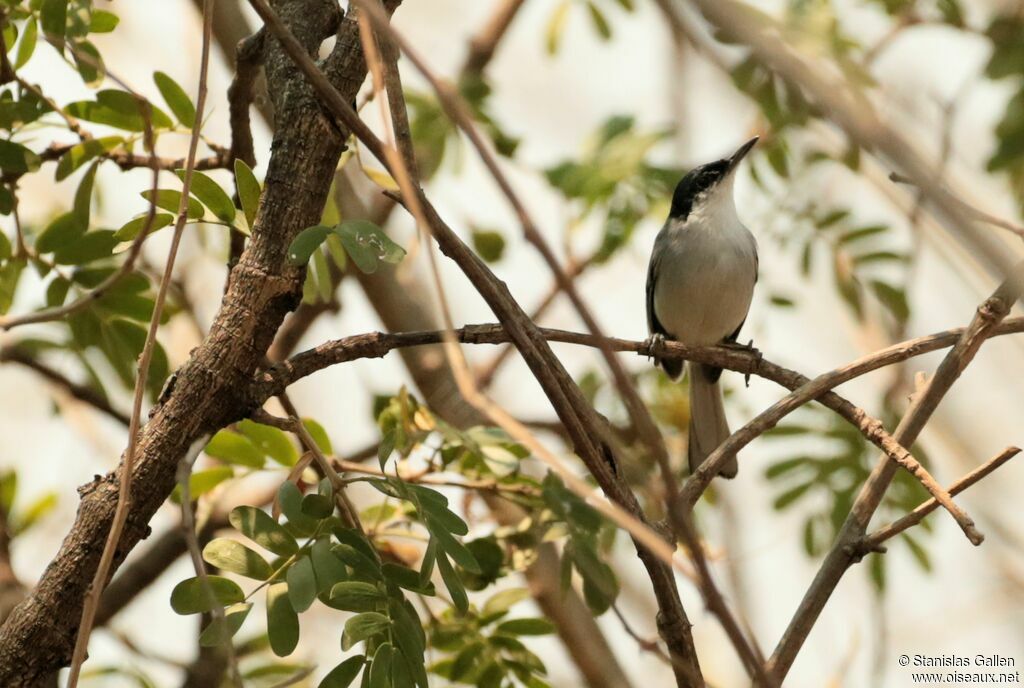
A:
[721, 338, 761, 387]
[644, 333, 667, 364]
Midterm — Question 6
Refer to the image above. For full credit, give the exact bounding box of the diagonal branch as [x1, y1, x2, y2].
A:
[0, 3, 381, 683]
[860, 446, 1021, 551]
[245, 2, 703, 682]
[768, 263, 1024, 682]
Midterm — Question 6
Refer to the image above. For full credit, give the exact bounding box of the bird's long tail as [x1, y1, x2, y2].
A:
[687, 363, 738, 478]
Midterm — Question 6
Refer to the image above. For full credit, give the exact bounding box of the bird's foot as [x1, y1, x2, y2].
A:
[721, 339, 761, 388]
[644, 333, 667, 364]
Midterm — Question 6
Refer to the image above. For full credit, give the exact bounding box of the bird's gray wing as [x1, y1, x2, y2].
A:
[646, 230, 667, 337]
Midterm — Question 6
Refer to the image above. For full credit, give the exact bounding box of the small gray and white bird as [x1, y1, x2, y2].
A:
[646, 137, 759, 479]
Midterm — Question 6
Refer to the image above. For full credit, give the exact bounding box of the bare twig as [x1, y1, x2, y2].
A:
[861, 447, 1021, 551]
[176, 435, 241, 686]
[353, 0, 678, 508]
[674, 510, 773, 685]
[768, 266, 1023, 682]
[66, 3, 216, 683]
[462, 0, 527, 75]
[890, 172, 1024, 241]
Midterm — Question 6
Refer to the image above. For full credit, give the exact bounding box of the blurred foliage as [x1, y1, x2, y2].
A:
[544, 0, 635, 55]
[544, 115, 682, 264]
[170, 390, 619, 687]
[763, 404, 934, 591]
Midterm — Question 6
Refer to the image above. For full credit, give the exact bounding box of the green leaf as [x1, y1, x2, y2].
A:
[286, 554, 318, 612]
[546, 0, 571, 55]
[36, 212, 86, 254]
[343, 612, 391, 650]
[870, 280, 910, 324]
[199, 602, 252, 647]
[0, 231, 10, 261]
[176, 169, 235, 222]
[154, 71, 196, 128]
[852, 250, 907, 265]
[74, 159, 98, 220]
[418, 499, 468, 537]
[311, 538, 348, 593]
[53, 229, 117, 265]
[140, 189, 204, 219]
[480, 445, 519, 477]
[205, 430, 265, 468]
[586, 1, 611, 40]
[229, 505, 299, 557]
[328, 581, 384, 612]
[55, 136, 120, 182]
[495, 618, 555, 636]
[368, 643, 393, 688]
[902, 532, 932, 572]
[449, 641, 485, 680]
[9, 492, 57, 534]
[278, 481, 319, 537]
[436, 550, 468, 614]
[72, 39, 104, 87]
[170, 575, 244, 615]
[237, 419, 298, 466]
[336, 220, 405, 274]
[14, 18, 38, 69]
[838, 224, 887, 245]
[302, 418, 333, 453]
[0, 139, 41, 175]
[772, 481, 813, 510]
[482, 588, 530, 618]
[174, 466, 234, 501]
[301, 493, 334, 519]
[333, 544, 382, 582]
[382, 563, 434, 594]
[67, 91, 173, 132]
[202, 538, 273, 580]
[267, 581, 300, 656]
[114, 213, 174, 242]
[287, 225, 332, 266]
[427, 517, 480, 574]
[471, 229, 505, 263]
[89, 10, 120, 33]
[40, 0, 67, 42]
[319, 656, 364, 688]
[389, 599, 426, 662]
[234, 159, 261, 228]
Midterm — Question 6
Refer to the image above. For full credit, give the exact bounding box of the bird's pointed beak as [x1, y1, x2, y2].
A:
[727, 136, 759, 173]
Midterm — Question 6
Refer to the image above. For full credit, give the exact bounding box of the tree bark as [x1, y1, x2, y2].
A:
[0, 3, 396, 683]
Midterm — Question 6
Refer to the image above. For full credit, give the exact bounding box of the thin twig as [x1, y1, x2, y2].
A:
[176, 435, 242, 686]
[353, 0, 678, 515]
[345, 7, 702, 682]
[768, 267, 1023, 682]
[890, 172, 1024, 241]
[861, 446, 1021, 551]
[66, 3, 216, 683]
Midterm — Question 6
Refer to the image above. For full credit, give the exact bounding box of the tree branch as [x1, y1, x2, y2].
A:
[249, 1, 703, 681]
[0, 2, 382, 682]
[768, 266, 1023, 682]
[860, 446, 1021, 551]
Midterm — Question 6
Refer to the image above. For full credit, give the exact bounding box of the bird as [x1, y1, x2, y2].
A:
[646, 137, 759, 479]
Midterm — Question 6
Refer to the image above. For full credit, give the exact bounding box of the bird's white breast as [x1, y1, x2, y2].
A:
[653, 208, 757, 346]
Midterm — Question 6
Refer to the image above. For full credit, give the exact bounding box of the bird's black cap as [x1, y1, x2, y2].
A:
[669, 136, 758, 220]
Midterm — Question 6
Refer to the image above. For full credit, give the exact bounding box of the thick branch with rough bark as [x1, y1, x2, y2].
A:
[0, 3, 390, 682]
